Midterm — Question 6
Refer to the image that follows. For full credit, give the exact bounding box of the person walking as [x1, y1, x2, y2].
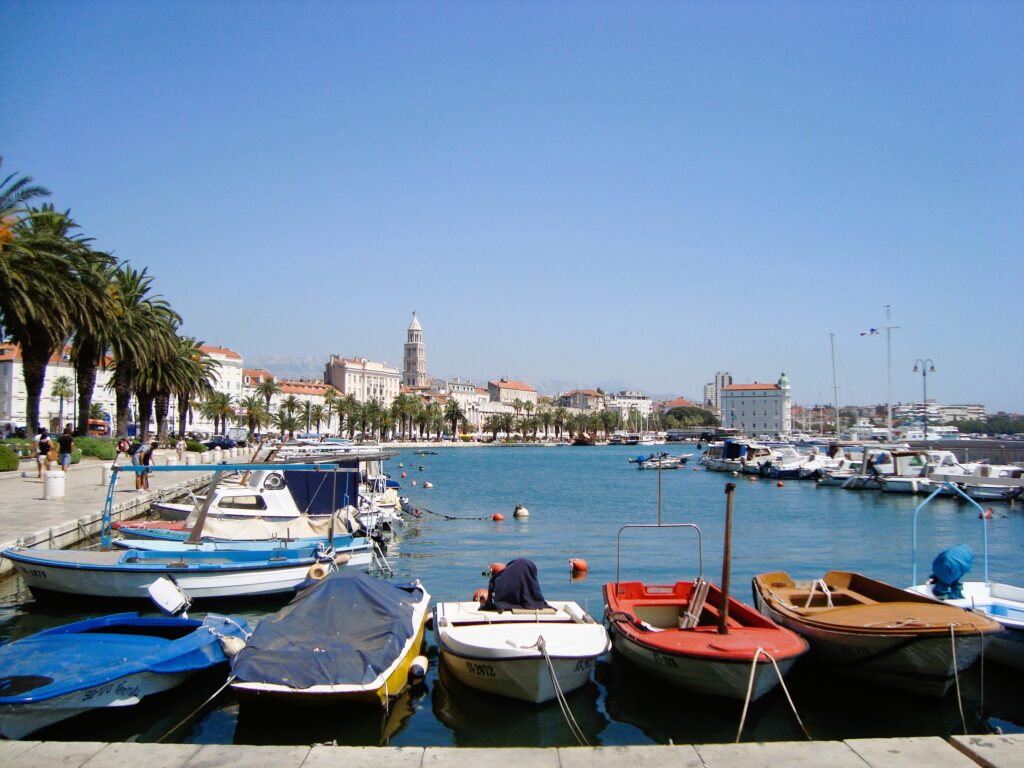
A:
[57, 426, 74, 474]
[140, 440, 158, 491]
[34, 428, 52, 478]
[175, 436, 186, 464]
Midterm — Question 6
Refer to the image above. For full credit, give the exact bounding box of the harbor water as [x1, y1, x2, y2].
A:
[1, 445, 1022, 745]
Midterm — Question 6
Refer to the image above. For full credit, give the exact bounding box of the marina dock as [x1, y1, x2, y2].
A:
[0, 735, 1021, 767]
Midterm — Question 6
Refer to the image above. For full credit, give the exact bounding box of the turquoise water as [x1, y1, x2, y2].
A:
[2, 445, 1022, 745]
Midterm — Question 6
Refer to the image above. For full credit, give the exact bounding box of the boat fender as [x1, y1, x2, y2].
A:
[513, 504, 529, 518]
[307, 562, 331, 580]
[473, 588, 489, 603]
[409, 655, 429, 681]
[569, 558, 588, 573]
[492, 512, 504, 521]
[218, 635, 247, 657]
[423, 482, 433, 489]
[334, 552, 352, 566]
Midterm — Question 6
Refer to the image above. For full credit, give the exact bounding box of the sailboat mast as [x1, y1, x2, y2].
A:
[830, 333, 840, 439]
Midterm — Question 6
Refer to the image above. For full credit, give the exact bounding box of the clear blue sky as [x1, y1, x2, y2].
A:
[4, 2, 1022, 411]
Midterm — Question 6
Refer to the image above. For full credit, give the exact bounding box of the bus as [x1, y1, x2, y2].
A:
[87, 419, 109, 437]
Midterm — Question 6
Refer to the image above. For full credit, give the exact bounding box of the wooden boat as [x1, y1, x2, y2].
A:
[0, 612, 250, 739]
[1, 543, 352, 601]
[434, 559, 610, 703]
[230, 572, 430, 705]
[752, 570, 1002, 696]
[604, 523, 808, 701]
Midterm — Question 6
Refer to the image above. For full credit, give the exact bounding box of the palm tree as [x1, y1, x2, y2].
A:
[322, 387, 339, 434]
[444, 399, 465, 441]
[71, 259, 118, 437]
[341, 394, 360, 438]
[271, 410, 298, 440]
[497, 412, 515, 440]
[483, 415, 500, 442]
[310, 404, 325, 434]
[379, 410, 396, 442]
[553, 407, 569, 439]
[106, 266, 181, 437]
[238, 395, 270, 441]
[599, 409, 619, 437]
[256, 376, 281, 413]
[511, 398, 525, 426]
[50, 375, 73, 429]
[201, 392, 235, 435]
[171, 338, 216, 440]
[281, 394, 301, 419]
[2, 203, 112, 433]
[539, 408, 554, 440]
[87, 403, 107, 421]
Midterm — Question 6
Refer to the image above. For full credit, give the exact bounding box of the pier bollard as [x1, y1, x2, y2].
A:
[101, 463, 117, 487]
[201, 452, 212, 464]
[186, 453, 198, 466]
[213, 447, 223, 464]
[166, 456, 178, 466]
[43, 470, 66, 500]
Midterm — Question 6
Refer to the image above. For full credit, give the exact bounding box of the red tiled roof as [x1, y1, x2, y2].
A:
[244, 368, 273, 382]
[664, 397, 697, 408]
[564, 389, 603, 398]
[722, 383, 780, 391]
[489, 379, 536, 392]
[0, 343, 110, 365]
[278, 380, 330, 396]
[200, 345, 242, 361]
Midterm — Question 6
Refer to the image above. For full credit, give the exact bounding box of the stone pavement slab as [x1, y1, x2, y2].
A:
[302, 745, 424, 768]
[558, 744, 704, 767]
[950, 734, 1024, 768]
[83, 742, 203, 768]
[694, 740, 869, 768]
[186, 744, 311, 768]
[422, 747, 559, 768]
[846, 737, 979, 767]
[3, 740, 108, 768]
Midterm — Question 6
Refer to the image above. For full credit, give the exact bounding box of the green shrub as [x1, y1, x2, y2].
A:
[186, 439, 208, 452]
[75, 437, 117, 460]
[1, 439, 34, 459]
[71, 448, 83, 464]
[0, 444, 18, 471]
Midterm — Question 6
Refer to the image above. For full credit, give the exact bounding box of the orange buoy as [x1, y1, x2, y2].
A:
[776, 480, 784, 487]
[747, 475, 758, 481]
[473, 588, 488, 603]
[569, 558, 588, 573]
[492, 512, 504, 521]
[692, 467, 699, 471]
[980, 509, 993, 519]
[488, 562, 506, 575]
[400, 471, 407, 478]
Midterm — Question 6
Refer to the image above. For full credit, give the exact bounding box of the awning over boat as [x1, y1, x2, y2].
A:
[230, 573, 424, 690]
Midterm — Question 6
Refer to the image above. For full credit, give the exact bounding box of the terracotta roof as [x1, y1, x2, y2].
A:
[489, 379, 536, 392]
[0, 343, 99, 365]
[564, 389, 604, 398]
[475, 387, 490, 395]
[722, 383, 780, 391]
[244, 368, 273, 382]
[278, 379, 330, 396]
[664, 397, 697, 408]
[200, 345, 242, 361]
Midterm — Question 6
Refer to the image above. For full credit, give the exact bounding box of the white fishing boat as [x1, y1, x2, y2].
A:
[434, 559, 610, 703]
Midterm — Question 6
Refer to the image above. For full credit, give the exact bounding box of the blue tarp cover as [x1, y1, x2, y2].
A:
[930, 544, 974, 599]
[482, 558, 550, 612]
[283, 469, 359, 515]
[231, 572, 423, 690]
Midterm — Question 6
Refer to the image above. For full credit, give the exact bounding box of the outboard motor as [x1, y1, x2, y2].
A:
[930, 544, 974, 599]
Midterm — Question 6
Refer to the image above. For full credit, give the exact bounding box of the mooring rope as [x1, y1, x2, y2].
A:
[536, 637, 590, 746]
[157, 674, 236, 743]
[950, 623, 967, 734]
[411, 504, 492, 521]
[736, 647, 811, 743]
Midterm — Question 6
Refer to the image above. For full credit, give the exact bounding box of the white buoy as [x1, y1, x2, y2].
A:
[409, 655, 429, 681]
[513, 504, 529, 518]
[423, 481, 433, 489]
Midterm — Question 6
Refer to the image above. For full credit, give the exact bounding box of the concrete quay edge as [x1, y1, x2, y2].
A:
[1, 736, 1021, 768]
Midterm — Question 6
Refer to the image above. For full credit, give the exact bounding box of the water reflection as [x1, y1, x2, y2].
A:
[432, 662, 609, 747]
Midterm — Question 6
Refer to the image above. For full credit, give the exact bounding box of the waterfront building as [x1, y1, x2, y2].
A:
[488, 378, 538, 407]
[557, 389, 605, 412]
[703, 382, 716, 407]
[938, 404, 986, 423]
[437, 378, 490, 430]
[403, 312, 427, 387]
[0, 343, 116, 432]
[661, 397, 699, 410]
[606, 390, 653, 420]
[703, 371, 732, 411]
[720, 373, 792, 435]
[324, 355, 401, 405]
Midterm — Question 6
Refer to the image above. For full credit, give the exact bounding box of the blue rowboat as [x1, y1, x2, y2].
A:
[0, 612, 250, 739]
[1, 543, 356, 601]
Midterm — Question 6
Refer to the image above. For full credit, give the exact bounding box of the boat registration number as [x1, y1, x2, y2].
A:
[81, 680, 140, 702]
[23, 568, 47, 579]
[652, 651, 679, 669]
[574, 659, 593, 672]
[465, 662, 496, 677]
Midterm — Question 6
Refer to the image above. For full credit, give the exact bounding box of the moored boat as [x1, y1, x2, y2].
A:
[752, 569, 1001, 696]
[0, 612, 250, 739]
[230, 572, 430, 705]
[434, 559, 610, 703]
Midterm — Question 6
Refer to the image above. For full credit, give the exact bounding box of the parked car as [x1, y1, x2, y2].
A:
[203, 436, 237, 450]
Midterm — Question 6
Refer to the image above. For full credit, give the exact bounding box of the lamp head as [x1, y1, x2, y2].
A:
[913, 363, 919, 373]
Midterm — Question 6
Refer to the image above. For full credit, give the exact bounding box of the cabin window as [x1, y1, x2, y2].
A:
[217, 495, 268, 511]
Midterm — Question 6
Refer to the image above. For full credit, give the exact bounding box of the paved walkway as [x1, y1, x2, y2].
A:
[0, 450, 225, 574]
[0, 735, 1021, 768]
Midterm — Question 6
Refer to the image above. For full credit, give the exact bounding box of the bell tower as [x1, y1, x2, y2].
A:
[403, 312, 427, 387]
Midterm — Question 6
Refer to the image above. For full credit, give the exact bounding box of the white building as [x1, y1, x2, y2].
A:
[0, 343, 116, 431]
[439, 378, 491, 429]
[606, 390, 652, 420]
[720, 373, 792, 435]
[403, 313, 427, 387]
[558, 389, 606, 412]
[324, 355, 401, 405]
[488, 378, 538, 407]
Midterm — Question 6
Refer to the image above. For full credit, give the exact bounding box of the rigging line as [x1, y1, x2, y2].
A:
[950, 624, 967, 735]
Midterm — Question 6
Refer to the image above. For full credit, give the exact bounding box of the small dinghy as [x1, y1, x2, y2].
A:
[0, 612, 250, 739]
[434, 559, 610, 703]
[230, 572, 430, 705]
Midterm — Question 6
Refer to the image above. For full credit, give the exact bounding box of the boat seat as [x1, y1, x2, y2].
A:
[509, 607, 558, 615]
[772, 586, 877, 610]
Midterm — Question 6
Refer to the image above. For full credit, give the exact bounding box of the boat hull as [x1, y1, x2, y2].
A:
[439, 649, 597, 704]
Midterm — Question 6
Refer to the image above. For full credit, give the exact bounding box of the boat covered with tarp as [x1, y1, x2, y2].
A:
[230, 572, 429, 705]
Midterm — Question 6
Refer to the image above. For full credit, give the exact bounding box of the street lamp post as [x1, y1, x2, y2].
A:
[912, 359, 935, 445]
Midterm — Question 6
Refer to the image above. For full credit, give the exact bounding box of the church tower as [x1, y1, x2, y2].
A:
[403, 312, 427, 387]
